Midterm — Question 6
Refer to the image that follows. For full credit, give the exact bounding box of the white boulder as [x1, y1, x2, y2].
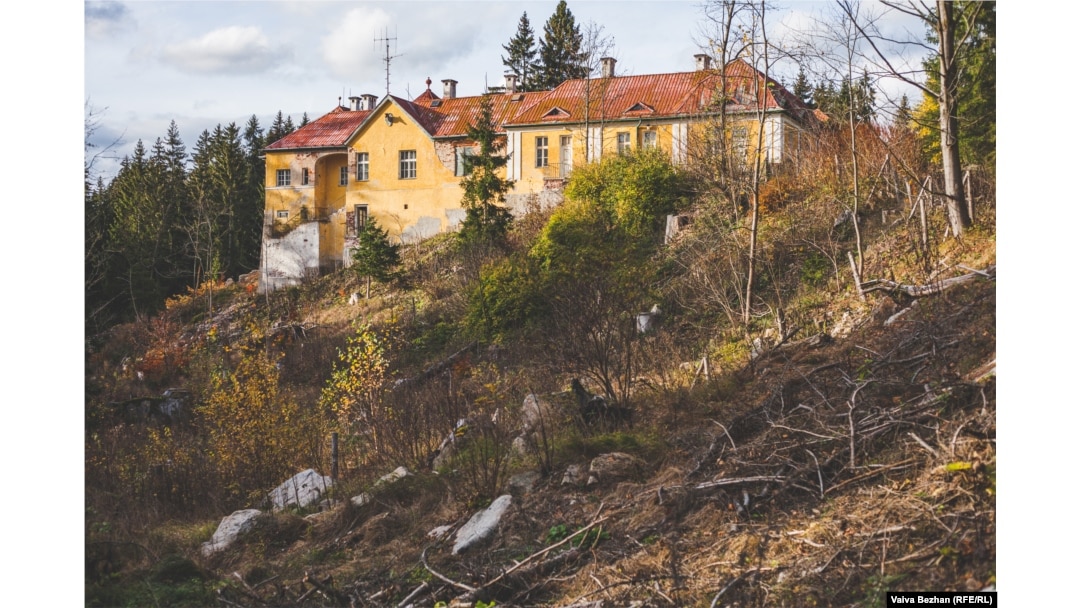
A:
[268, 469, 333, 511]
[452, 495, 513, 555]
[200, 509, 263, 557]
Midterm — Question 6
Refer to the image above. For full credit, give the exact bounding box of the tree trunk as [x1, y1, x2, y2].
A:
[937, 0, 970, 238]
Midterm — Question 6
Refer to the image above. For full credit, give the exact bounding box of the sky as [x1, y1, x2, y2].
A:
[83, 0, 934, 182]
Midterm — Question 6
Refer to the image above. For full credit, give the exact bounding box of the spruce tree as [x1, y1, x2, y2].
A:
[351, 218, 401, 298]
[537, 0, 586, 90]
[458, 94, 514, 245]
[502, 11, 540, 91]
[792, 66, 813, 107]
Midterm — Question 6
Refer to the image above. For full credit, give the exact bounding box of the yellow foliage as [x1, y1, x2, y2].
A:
[197, 347, 323, 498]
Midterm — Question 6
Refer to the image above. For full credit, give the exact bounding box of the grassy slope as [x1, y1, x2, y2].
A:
[86, 197, 996, 607]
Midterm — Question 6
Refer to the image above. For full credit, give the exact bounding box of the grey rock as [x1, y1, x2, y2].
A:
[562, 464, 587, 486]
[268, 469, 333, 511]
[452, 494, 513, 555]
[201, 509, 263, 557]
[351, 466, 412, 507]
[508, 471, 541, 494]
[587, 452, 645, 486]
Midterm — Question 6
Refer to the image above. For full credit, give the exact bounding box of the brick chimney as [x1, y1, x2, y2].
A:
[504, 73, 518, 93]
[600, 57, 616, 78]
[695, 53, 712, 71]
[442, 79, 458, 99]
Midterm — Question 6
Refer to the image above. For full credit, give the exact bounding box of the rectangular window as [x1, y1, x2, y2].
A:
[302, 168, 310, 185]
[617, 132, 631, 155]
[276, 169, 291, 187]
[399, 150, 417, 179]
[340, 166, 349, 186]
[642, 131, 658, 149]
[732, 126, 749, 158]
[455, 146, 477, 177]
[535, 136, 548, 168]
[559, 135, 572, 178]
[356, 152, 369, 181]
[355, 205, 368, 233]
[276, 210, 289, 219]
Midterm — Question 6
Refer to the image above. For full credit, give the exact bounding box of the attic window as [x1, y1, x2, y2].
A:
[542, 106, 570, 120]
[511, 93, 524, 102]
[430, 99, 442, 107]
[624, 102, 655, 114]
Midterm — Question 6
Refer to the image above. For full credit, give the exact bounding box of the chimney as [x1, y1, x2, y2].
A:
[348, 96, 361, 111]
[504, 73, 518, 93]
[600, 56, 616, 78]
[695, 53, 712, 71]
[362, 94, 377, 110]
[442, 79, 458, 99]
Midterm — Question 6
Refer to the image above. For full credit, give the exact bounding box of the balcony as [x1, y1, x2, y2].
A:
[542, 162, 572, 182]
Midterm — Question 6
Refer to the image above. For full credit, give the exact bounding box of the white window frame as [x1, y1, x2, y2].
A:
[340, 165, 349, 186]
[276, 210, 289, 219]
[399, 150, 417, 179]
[356, 152, 369, 181]
[456, 146, 477, 177]
[535, 136, 548, 168]
[276, 169, 291, 187]
[642, 130, 658, 149]
[617, 132, 631, 155]
[302, 168, 310, 185]
[732, 125, 749, 159]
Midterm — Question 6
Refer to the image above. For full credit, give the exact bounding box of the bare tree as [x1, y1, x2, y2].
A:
[691, 0, 756, 215]
[577, 20, 615, 163]
[741, 1, 775, 325]
[840, 0, 979, 238]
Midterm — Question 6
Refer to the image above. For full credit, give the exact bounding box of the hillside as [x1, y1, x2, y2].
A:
[85, 154, 995, 607]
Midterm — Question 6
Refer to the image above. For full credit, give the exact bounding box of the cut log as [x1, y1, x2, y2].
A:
[860, 266, 994, 298]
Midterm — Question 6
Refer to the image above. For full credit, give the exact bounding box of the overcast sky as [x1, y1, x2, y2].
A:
[84, 0, 936, 181]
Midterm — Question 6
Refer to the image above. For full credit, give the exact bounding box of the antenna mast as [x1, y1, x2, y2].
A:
[374, 28, 401, 95]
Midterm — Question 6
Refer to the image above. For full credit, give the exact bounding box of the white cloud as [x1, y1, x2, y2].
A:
[85, 1, 132, 40]
[161, 26, 287, 75]
[321, 8, 394, 82]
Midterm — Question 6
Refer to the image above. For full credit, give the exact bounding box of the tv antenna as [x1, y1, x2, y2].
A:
[375, 28, 402, 95]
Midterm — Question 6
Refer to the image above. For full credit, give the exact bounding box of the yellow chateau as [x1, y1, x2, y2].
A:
[260, 55, 817, 291]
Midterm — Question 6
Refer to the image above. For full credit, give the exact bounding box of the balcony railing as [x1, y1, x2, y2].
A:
[542, 163, 572, 180]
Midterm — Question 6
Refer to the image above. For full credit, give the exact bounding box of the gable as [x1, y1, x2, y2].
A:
[542, 106, 571, 121]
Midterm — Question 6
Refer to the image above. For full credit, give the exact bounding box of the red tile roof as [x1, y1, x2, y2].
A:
[505, 59, 815, 126]
[265, 106, 371, 150]
[265, 59, 814, 152]
[413, 85, 440, 105]
[425, 91, 549, 137]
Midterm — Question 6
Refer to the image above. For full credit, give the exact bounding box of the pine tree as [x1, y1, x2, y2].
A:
[894, 94, 913, 130]
[299, 112, 310, 127]
[458, 94, 514, 245]
[351, 218, 401, 298]
[537, 0, 587, 90]
[267, 111, 288, 145]
[791, 65, 813, 107]
[502, 11, 540, 92]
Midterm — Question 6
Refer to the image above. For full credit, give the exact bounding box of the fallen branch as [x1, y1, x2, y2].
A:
[693, 476, 786, 491]
[453, 515, 609, 604]
[861, 266, 994, 298]
[397, 581, 430, 608]
[302, 572, 348, 605]
[421, 545, 476, 594]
